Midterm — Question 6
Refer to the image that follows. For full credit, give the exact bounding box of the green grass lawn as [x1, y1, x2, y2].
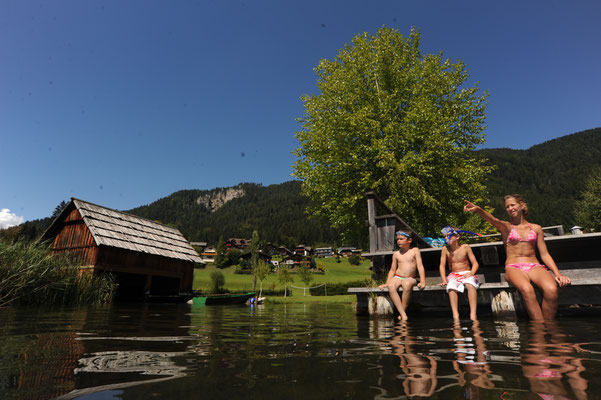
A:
[193, 257, 372, 298]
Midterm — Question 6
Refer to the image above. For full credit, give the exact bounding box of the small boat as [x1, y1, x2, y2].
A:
[190, 292, 256, 306]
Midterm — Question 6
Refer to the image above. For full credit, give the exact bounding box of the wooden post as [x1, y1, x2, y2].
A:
[368, 294, 394, 315]
[367, 193, 377, 254]
[144, 275, 152, 299]
[491, 290, 517, 319]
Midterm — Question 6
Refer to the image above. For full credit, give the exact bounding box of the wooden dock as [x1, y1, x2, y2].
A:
[349, 268, 601, 317]
[350, 192, 601, 318]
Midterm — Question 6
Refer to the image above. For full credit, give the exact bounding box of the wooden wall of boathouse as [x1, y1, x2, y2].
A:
[50, 208, 99, 267]
[45, 202, 195, 300]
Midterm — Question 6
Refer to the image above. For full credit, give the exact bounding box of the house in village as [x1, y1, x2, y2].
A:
[261, 242, 278, 256]
[191, 241, 217, 264]
[225, 238, 250, 251]
[278, 246, 293, 257]
[40, 198, 201, 300]
[239, 251, 272, 264]
[200, 246, 217, 263]
[295, 244, 313, 257]
[281, 253, 313, 268]
[315, 247, 334, 258]
[337, 246, 361, 257]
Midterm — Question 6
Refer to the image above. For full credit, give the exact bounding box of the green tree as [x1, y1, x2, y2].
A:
[210, 270, 225, 293]
[226, 249, 241, 266]
[277, 264, 294, 297]
[52, 200, 68, 219]
[214, 236, 226, 268]
[575, 167, 601, 231]
[255, 260, 271, 298]
[297, 266, 313, 294]
[250, 230, 260, 290]
[293, 26, 492, 239]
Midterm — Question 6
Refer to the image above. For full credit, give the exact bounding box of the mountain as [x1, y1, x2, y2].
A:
[127, 181, 341, 248]
[477, 127, 601, 227]
[4, 127, 600, 245]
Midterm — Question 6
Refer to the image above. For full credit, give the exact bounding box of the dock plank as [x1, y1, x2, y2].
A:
[348, 268, 601, 316]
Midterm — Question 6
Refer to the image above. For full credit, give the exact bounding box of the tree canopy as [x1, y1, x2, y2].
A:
[575, 167, 601, 231]
[293, 26, 492, 239]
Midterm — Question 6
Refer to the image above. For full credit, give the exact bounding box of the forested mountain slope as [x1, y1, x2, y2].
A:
[477, 127, 601, 227]
[128, 181, 341, 248]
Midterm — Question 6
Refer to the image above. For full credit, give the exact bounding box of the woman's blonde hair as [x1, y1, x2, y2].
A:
[504, 193, 528, 216]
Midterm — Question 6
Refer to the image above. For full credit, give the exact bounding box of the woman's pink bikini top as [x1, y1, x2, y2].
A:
[507, 222, 537, 243]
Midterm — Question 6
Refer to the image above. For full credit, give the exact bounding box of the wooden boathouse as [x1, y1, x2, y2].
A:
[349, 192, 601, 317]
[41, 198, 202, 300]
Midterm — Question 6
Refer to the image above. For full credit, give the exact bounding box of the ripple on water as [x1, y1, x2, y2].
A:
[1, 304, 601, 399]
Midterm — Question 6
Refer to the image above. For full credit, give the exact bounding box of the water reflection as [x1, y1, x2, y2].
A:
[1, 304, 600, 399]
[60, 350, 188, 399]
[521, 321, 589, 400]
[389, 322, 438, 397]
[0, 307, 88, 399]
[451, 320, 494, 394]
[494, 319, 591, 400]
[0, 304, 194, 399]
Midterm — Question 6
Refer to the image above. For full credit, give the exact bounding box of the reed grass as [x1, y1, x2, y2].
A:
[0, 240, 116, 307]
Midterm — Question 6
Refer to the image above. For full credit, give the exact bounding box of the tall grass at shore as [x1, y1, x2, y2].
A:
[0, 240, 116, 307]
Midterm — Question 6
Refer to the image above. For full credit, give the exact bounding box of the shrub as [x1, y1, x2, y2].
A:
[348, 254, 362, 266]
[316, 262, 327, 273]
[234, 265, 252, 274]
[309, 279, 372, 296]
[210, 270, 225, 293]
[260, 288, 290, 297]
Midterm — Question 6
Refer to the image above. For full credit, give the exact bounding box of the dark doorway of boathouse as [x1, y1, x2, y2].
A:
[108, 271, 182, 301]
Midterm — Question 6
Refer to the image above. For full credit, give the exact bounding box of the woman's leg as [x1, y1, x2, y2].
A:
[505, 267, 544, 321]
[529, 267, 559, 320]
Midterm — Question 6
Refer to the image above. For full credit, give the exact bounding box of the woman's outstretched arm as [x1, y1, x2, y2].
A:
[464, 200, 509, 234]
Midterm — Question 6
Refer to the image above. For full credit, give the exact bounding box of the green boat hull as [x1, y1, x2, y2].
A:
[192, 292, 256, 306]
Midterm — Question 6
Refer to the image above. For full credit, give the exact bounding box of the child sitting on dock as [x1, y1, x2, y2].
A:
[438, 227, 480, 320]
[379, 231, 426, 320]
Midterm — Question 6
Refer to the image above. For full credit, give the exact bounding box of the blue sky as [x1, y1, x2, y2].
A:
[1, 0, 600, 226]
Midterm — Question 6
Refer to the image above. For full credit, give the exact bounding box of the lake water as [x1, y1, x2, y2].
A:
[1, 302, 600, 399]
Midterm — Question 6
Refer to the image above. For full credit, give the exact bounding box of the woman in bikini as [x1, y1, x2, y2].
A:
[464, 194, 571, 320]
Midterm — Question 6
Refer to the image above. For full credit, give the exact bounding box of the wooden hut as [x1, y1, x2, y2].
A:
[40, 198, 201, 300]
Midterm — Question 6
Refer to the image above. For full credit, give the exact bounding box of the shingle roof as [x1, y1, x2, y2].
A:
[53, 198, 201, 263]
